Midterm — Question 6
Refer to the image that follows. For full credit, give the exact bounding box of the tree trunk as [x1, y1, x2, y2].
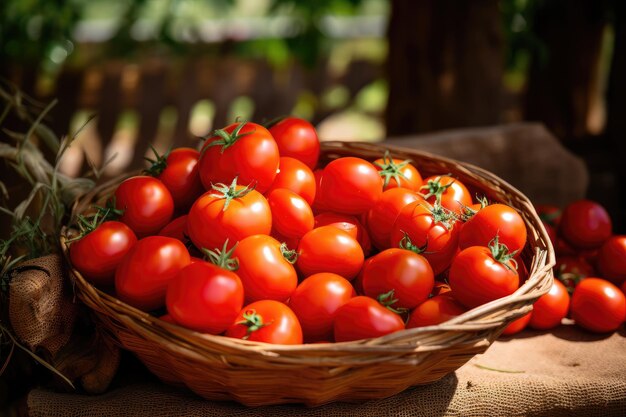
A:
[385, 0, 504, 136]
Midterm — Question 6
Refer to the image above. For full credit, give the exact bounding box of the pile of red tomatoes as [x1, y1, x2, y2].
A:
[67, 117, 624, 345]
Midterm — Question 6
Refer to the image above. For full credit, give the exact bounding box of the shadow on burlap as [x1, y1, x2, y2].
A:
[26, 325, 626, 417]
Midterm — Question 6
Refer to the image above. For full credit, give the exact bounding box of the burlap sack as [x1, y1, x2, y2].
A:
[7, 255, 119, 394]
[26, 325, 626, 416]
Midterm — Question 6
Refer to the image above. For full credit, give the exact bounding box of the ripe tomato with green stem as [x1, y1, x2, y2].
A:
[187, 178, 271, 251]
[115, 236, 191, 311]
[145, 147, 204, 211]
[333, 296, 405, 342]
[166, 241, 243, 334]
[288, 272, 356, 342]
[390, 200, 460, 275]
[297, 226, 364, 280]
[265, 156, 316, 205]
[372, 151, 422, 191]
[570, 277, 626, 333]
[361, 248, 434, 310]
[459, 203, 527, 253]
[69, 215, 137, 287]
[420, 174, 472, 215]
[198, 121, 280, 193]
[448, 236, 520, 309]
[233, 234, 298, 303]
[226, 300, 303, 344]
[267, 116, 320, 170]
[366, 187, 423, 250]
[114, 176, 174, 237]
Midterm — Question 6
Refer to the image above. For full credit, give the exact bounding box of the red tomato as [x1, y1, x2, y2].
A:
[314, 212, 372, 255]
[571, 278, 626, 333]
[420, 175, 472, 215]
[317, 157, 383, 215]
[406, 295, 466, 328]
[114, 176, 174, 237]
[311, 169, 329, 213]
[361, 248, 434, 309]
[69, 221, 137, 287]
[166, 261, 243, 334]
[448, 242, 520, 309]
[390, 200, 460, 275]
[459, 203, 527, 253]
[288, 273, 356, 342]
[149, 147, 204, 211]
[333, 296, 405, 342]
[267, 189, 314, 240]
[187, 180, 271, 251]
[159, 314, 176, 324]
[597, 235, 626, 286]
[226, 300, 303, 344]
[297, 226, 364, 280]
[529, 279, 570, 330]
[158, 215, 188, 243]
[268, 117, 320, 169]
[372, 153, 422, 191]
[559, 200, 612, 249]
[554, 256, 595, 293]
[501, 312, 531, 336]
[535, 204, 562, 228]
[366, 188, 423, 250]
[198, 121, 279, 193]
[233, 235, 298, 303]
[115, 236, 191, 311]
[266, 157, 316, 206]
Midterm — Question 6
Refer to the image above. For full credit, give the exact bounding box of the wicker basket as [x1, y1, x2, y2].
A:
[61, 141, 554, 406]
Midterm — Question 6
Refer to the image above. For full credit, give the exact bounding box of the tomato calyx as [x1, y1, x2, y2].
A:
[373, 151, 411, 188]
[67, 204, 122, 243]
[399, 232, 428, 254]
[460, 196, 489, 222]
[209, 177, 254, 211]
[262, 115, 287, 129]
[143, 145, 171, 177]
[429, 202, 457, 230]
[488, 235, 518, 271]
[377, 290, 409, 315]
[280, 242, 298, 264]
[236, 308, 273, 340]
[201, 240, 239, 271]
[555, 265, 583, 295]
[420, 174, 453, 203]
[204, 121, 253, 154]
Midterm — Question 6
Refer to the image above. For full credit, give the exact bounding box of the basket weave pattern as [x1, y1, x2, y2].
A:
[62, 141, 554, 406]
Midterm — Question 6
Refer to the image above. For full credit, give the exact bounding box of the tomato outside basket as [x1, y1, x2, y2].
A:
[61, 141, 554, 406]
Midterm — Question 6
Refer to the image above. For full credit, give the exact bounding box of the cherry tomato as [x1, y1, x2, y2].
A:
[314, 212, 372, 255]
[268, 117, 320, 169]
[267, 189, 314, 240]
[187, 179, 271, 251]
[115, 236, 191, 311]
[459, 203, 527, 254]
[361, 248, 434, 309]
[297, 226, 364, 280]
[333, 296, 405, 342]
[150, 147, 204, 211]
[406, 295, 466, 328]
[390, 200, 460, 275]
[317, 157, 383, 215]
[198, 121, 279, 193]
[448, 242, 520, 309]
[166, 261, 243, 334]
[114, 176, 174, 237]
[597, 235, 626, 286]
[266, 157, 316, 205]
[158, 215, 188, 243]
[288, 273, 355, 342]
[529, 279, 570, 330]
[420, 175, 472, 215]
[366, 188, 423, 250]
[559, 200, 612, 249]
[570, 278, 626, 333]
[501, 312, 531, 336]
[226, 300, 303, 344]
[69, 221, 137, 287]
[233, 235, 298, 303]
[372, 153, 422, 191]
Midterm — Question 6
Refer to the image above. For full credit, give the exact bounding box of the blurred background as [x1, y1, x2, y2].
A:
[1, 0, 625, 222]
